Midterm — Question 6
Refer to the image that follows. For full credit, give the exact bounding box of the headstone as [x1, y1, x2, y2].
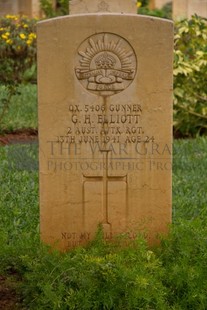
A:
[38, 0, 173, 251]
[149, 0, 170, 9]
[70, 0, 137, 14]
[19, 0, 41, 17]
[0, 0, 41, 17]
[173, 0, 188, 19]
[0, 0, 18, 16]
[173, 0, 207, 19]
[187, 0, 207, 18]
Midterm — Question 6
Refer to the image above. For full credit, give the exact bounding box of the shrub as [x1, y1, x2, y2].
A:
[0, 14, 37, 84]
[137, 0, 172, 19]
[160, 219, 207, 309]
[40, 0, 69, 18]
[0, 15, 37, 128]
[173, 15, 207, 137]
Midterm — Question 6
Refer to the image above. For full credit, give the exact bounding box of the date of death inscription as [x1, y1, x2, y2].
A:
[56, 103, 155, 144]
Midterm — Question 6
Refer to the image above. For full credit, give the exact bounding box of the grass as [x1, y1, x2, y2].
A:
[173, 137, 207, 221]
[0, 137, 207, 309]
[0, 84, 37, 132]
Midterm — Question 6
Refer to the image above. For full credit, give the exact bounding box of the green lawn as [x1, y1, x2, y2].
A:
[0, 84, 37, 132]
[173, 137, 207, 221]
[0, 138, 207, 309]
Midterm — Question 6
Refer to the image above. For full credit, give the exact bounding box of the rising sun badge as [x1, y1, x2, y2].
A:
[75, 33, 137, 96]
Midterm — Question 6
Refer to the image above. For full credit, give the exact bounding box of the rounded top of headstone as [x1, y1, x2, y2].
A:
[70, 0, 137, 14]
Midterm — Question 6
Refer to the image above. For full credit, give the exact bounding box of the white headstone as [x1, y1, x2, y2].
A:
[38, 0, 173, 251]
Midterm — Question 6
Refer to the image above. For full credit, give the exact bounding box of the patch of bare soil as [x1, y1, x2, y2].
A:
[0, 129, 38, 146]
[0, 275, 21, 309]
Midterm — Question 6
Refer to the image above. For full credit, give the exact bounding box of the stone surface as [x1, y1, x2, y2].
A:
[173, 0, 207, 19]
[149, 0, 170, 9]
[38, 12, 173, 251]
[0, 0, 41, 17]
[70, 0, 137, 14]
[19, 0, 41, 17]
[173, 0, 188, 19]
[0, 0, 18, 16]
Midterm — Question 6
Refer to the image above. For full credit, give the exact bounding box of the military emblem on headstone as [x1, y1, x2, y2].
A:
[38, 0, 173, 251]
[75, 33, 137, 96]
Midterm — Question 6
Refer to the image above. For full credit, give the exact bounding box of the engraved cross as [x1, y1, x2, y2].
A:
[82, 149, 127, 227]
